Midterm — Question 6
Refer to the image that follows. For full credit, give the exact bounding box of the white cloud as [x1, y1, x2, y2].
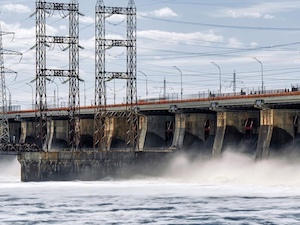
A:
[1, 22, 35, 48]
[80, 16, 94, 24]
[107, 15, 126, 23]
[216, 2, 300, 19]
[227, 37, 243, 48]
[2, 3, 30, 14]
[138, 30, 223, 45]
[80, 14, 126, 25]
[59, 25, 67, 31]
[106, 34, 124, 40]
[250, 42, 258, 47]
[264, 14, 275, 20]
[80, 37, 95, 51]
[227, 10, 261, 19]
[152, 7, 178, 17]
[139, 7, 178, 18]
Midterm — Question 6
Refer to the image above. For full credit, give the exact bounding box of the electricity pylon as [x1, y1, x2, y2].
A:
[0, 23, 21, 144]
[94, 0, 138, 151]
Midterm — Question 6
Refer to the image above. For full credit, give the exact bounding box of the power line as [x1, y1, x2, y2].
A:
[141, 15, 300, 31]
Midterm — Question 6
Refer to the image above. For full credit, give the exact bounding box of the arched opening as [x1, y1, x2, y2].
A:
[80, 134, 93, 148]
[145, 132, 166, 148]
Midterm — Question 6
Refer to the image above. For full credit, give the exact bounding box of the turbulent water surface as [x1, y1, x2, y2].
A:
[1, 152, 300, 225]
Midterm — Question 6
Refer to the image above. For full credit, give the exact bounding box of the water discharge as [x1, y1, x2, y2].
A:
[163, 150, 300, 187]
[1, 152, 300, 224]
[0, 156, 20, 182]
[2, 151, 300, 187]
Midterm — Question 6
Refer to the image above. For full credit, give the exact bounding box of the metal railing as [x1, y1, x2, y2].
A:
[140, 86, 300, 103]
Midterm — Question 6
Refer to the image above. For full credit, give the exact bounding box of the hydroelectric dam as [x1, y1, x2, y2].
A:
[1, 0, 300, 181]
[3, 89, 300, 181]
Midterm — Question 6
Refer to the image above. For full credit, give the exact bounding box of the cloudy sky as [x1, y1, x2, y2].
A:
[1, 0, 300, 109]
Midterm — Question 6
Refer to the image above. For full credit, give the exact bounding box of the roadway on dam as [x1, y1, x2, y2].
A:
[7, 90, 300, 119]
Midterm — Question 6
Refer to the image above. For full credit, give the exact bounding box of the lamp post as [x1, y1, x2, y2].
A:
[138, 70, 148, 99]
[252, 57, 264, 93]
[211, 62, 222, 95]
[173, 66, 182, 100]
[26, 83, 34, 109]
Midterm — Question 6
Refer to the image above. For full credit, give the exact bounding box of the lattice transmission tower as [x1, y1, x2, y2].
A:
[95, 0, 138, 151]
[0, 23, 21, 144]
[35, 0, 82, 151]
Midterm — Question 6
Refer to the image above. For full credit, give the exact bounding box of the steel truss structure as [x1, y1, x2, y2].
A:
[95, 0, 138, 151]
[35, 0, 81, 151]
[0, 24, 21, 144]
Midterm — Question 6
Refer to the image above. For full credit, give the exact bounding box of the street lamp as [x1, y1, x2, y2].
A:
[173, 66, 182, 100]
[26, 83, 34, 109]
[138, 70, 148, 99]
[211, 62, 222, 95]
[252, 57, 264, 93]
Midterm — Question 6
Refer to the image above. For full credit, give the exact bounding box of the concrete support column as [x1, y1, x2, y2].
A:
[19, 121, 27, 144]
[138, 115, 147, 151]
[212, 112, 226, 158]
[255, 109, 273, 160]
[212, 110, 260, 158]
[46, 120, 54, 151]
[105, 117, 115, 151]
[172, 113, 186, 149]
[75, 118, 81, 150]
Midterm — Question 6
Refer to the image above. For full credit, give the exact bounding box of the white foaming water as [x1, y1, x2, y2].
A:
[0, 152, 300, 224]
[163, 151, 300, 187]
[2, 151, 300, 186]
[0, 156, 20, 183]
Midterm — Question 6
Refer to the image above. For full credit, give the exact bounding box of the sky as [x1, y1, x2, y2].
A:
[1, 0, 300, 109]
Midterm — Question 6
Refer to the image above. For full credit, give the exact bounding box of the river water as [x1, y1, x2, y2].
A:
[1, 152, 300, 224]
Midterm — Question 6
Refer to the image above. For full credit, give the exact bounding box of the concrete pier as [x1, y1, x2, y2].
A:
[255, 109, 300, 159]
[255, 109, 273, 160]
[212, 111, 259, 158]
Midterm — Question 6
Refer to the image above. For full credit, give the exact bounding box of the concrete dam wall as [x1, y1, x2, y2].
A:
[8, 108, 300, 181]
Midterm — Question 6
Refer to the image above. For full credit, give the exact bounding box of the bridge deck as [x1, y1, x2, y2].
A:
[7, 89, 300, 119]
